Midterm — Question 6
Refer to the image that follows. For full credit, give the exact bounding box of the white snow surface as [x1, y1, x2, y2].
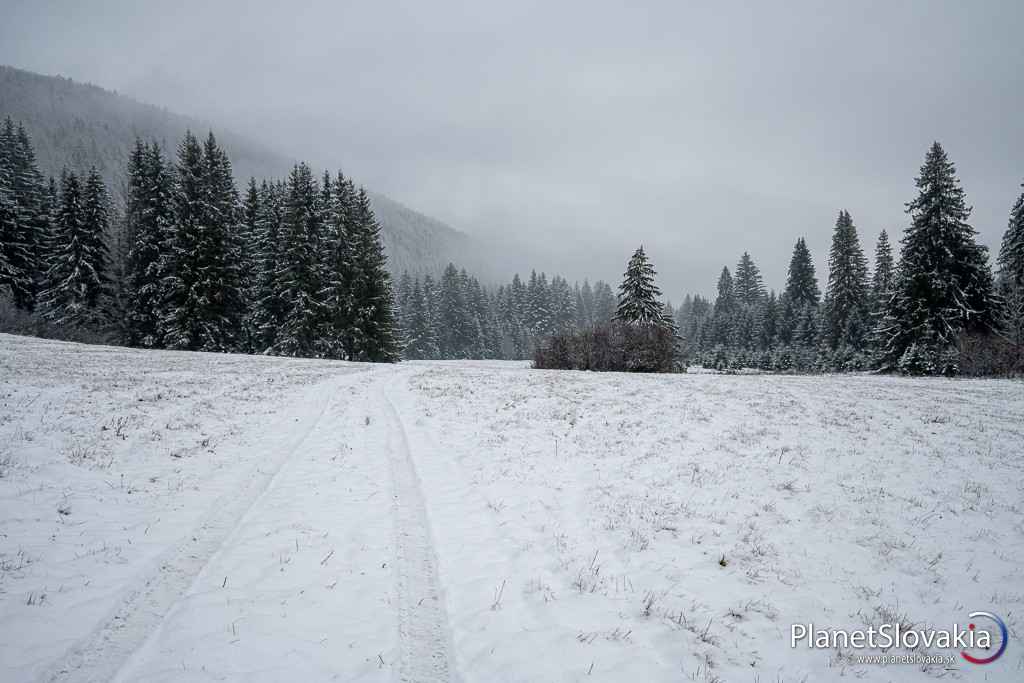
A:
[0, 333, 1021, 682]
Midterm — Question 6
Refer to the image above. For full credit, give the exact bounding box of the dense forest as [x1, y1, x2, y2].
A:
[3, 116, 1023, 375]
[392, 267, 616, 360]
[0, 118, 614, 364]
[0, 118, 398, 360]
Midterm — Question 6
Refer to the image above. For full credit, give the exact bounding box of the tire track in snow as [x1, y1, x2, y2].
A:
[39, 373, 350, 683]
[380, 383, 457, 683]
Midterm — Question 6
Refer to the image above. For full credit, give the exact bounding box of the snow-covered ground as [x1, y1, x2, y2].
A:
[0, 333, 1021, 682]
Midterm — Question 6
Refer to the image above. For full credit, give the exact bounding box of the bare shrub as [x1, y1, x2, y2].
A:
[957, 331, 1024, 377]
[533, 322, 679, 373]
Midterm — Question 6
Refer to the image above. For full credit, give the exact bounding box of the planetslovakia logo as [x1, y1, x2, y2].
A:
[961, 611, 1008, 665]
[791, 611, 1009, 666]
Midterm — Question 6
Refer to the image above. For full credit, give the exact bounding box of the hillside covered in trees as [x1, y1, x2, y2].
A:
[0, 64, 476, 277]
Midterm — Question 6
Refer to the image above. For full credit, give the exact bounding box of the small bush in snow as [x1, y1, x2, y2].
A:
[533, 322, 679, 373]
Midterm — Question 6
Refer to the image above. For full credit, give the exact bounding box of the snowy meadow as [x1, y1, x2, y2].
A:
[0, 333, 1022, 681]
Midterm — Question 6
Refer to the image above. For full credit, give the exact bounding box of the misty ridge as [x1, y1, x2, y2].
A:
[0, 66, 481, 278]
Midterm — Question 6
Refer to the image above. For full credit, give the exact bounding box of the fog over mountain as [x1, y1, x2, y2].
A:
[3, 0, 1023, 297]
[0, 65, 490, 279]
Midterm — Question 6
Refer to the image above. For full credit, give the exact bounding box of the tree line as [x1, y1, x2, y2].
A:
[674, 143, 1023, 375]
[4, 123, 1023, 376]
[0, 118, 398, 361]
[393, 265, 617, 360]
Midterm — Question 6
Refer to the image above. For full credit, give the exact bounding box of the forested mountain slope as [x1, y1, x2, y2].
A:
[0, 64, 473, 275]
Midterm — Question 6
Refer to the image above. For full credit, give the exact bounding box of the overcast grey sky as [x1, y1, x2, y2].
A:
[3, 0, 1022, 295]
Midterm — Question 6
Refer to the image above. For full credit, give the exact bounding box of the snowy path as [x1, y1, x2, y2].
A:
[42, 376, 339, 682]
[379, 384, 457, 683]
[2, 336, 1023, 682]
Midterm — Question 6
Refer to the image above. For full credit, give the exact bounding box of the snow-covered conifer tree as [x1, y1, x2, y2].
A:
[822, 210, 870, 350]
[38, 170, 110, 327]
[878, 142, 997, 368]
[613, 246, 674, 329]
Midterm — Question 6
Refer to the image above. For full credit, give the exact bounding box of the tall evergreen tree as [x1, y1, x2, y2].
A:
[784, 237, 820, 307]
[317, 172, 355, 359]
[0, 125, 26, 306]
[403, 278, 440, 359]
[878, 142, 997, 367]
[870, 229, 895, 312]
[592, 281, 617, 324]
[38, 170, 110, 327]
[236, 177, 262, 351]
[779, 237, 820, 345]
[998, 181, 1024, 288]
[275, 163, 324, 357]
[759, 290, 779, 349]
[251, 180, 286, 352]
[0, 118, 49, 310]
[438, 263, 472, 358]
[997, 181, 1024, 353]
[822, 210, 870, 350]
[345, 188, 398, 361]
[734, 252, 766, 305]
[395, 270, 415, 349]
[709, 266, 736, 345]
[549, 275, 576, 334]
[161, 131, 244, 352]
[124, 140, 174, 347]
[613, 246, 673, 328]
[577, 279, 595, 328]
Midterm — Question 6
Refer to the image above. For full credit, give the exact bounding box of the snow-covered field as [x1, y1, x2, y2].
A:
[0, 333, 1021, 682]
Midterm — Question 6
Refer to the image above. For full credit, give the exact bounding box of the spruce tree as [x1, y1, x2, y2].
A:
[0, 131, 26, 305]
[38, 170, 110, 327]
[394, 271, 414, 351]
[237, 177, 262, 351]
[439, 263, 472, 358]
[759, 290, 779, 349]
[275, 163, 324, 357]
[549, 275, 576, 334]
[779, 238, 820, 345]
[403, 278, 440, 359]
[578, 279, 595, 328]
[0, 118, 48, 310]
[317, 172, 354, 359]
[731, 252, 767, 351]
[879, 142, 997, 368]
[162, 131, 244, 352]
[592, 281, 617, 325]
[822, 210, 870, 350]
[871, 230, 895, 312]
[507, 273, 528, 358]
[784, 237, 820, 306]
[998, 181, 1024, 288]
[526, 270, 553, 341]
[422, 273, 441, 358]
[709, 266, 736, 345]
[734, 252, 766, 305]
[345, 188, 398, 362]
[124, 140, 174, 347]
[251, 180, 286, 352]
[997, 181, 1024, 352]
[613, 246, 673, 328]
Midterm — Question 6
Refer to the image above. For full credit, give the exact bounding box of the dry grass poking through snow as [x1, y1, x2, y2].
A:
[402, 362, 1024, 681]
